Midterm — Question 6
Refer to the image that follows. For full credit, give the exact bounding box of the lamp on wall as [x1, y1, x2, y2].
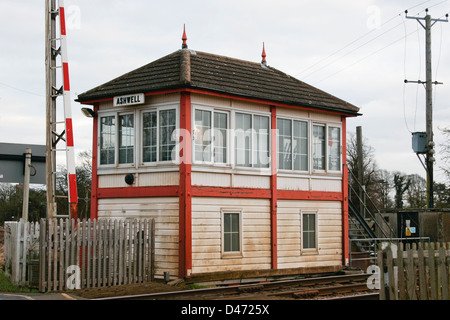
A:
[81, 107, 97, 118]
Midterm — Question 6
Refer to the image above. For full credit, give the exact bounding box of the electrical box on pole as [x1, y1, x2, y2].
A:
[405, 9, 448, 209]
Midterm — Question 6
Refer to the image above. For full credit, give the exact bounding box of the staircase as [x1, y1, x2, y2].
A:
[348, 171, 395, 260]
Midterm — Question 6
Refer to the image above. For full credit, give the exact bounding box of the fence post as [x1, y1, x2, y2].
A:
[428, 242, 438, 300]
[377, 244, 386, 300]
[39, 219, 46, 292]
[439, 244, 449, 300]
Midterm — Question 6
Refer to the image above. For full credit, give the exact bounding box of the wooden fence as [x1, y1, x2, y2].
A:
[38, 218, 155, 292]
[377, 242, 450, 300]
[3, 220, 40, 286]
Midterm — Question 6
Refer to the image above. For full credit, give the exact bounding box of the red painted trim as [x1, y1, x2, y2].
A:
[341, 116, 350, 265]
[79, 88, 358, 117]
[278, 190, 343, 201]
[97, 186, 178, 199]
[192, 186, 271, 199]
[179, 92, 192, 277]
[90, 104, 99, 220]
[270, 106, 277, 269]
[59, 6, 66, 36]
[63, 63, 70, 91]
[95, 185, 342, 202]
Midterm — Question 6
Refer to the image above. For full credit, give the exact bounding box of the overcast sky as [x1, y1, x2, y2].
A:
[1, 0, 449, 183]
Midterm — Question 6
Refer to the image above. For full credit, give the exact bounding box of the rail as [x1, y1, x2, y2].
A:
[94, 273, 376, 300]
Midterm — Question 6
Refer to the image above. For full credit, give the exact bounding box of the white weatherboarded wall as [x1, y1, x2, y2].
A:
[277, 200, 343, 269]
[191, 197, 272, 274]
[97, 197, 179, 278]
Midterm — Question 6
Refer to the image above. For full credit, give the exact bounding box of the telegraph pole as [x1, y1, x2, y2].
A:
[405, 9, 448, 209]
[45, 0, 57, 219]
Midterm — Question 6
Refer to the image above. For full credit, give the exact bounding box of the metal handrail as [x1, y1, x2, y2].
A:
[348, 170, 396, 239]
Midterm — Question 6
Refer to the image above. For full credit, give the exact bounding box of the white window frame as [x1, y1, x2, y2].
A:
[98, 111, 136, 169]
[233, 111, 271, 169]
[276, 117, 309, 173]
[327, 125, 342, 173]
[221, 209, 243, 258]
[98, 112, 117, 168]
[117, 112, 136, 166]
[312, 123, 342, 174]
[140, 105, 179, 166]
[97, 104, 179, 169]
[300, 210, 318, 254]
[192, 105, 230, 166]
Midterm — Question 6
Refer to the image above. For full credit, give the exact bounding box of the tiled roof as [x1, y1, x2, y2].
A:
[76, 49, 360, 115]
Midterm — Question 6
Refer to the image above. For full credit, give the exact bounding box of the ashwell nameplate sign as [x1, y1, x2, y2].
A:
[113, 93, 145, 107]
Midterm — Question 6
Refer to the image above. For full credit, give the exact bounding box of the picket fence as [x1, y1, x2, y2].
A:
[377, 242, 450, 300]
[3, 218, 155, 292]
[39, 218, 155, 292]
[3, 220, 40, 286]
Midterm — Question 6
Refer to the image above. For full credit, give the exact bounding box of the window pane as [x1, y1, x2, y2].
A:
[159, 109, 176, 161]
[118, 114, 134, 164]
[293, 120, 308, 171]
[235, 113, 251, 167]
[302, 214, 316, 249]
[194, 109, 212, 162]
[312, 125, 325, 170]
[214, 112, 227, 163]
[142, 111, 157, 162]
[254, 115, 270, 168]
[224, 213, 240, 252]
[277, 119, 292, 170]
[100, 116, 115, 165]
[328, 127, 341, 171]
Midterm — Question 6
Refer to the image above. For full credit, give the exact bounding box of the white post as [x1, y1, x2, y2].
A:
[22, 148, 32, 221]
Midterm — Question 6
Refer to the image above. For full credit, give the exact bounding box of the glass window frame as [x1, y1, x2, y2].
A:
[311, 123, 342, 173]
[99, 114, 116, 167]
[140, 105, 179, 166]
[192, 106, 229, 166]
[221, 209, 243, 257]
[301, 210, 318, 253]
[277, 117, 309, 172]
[234, 112, 271, 169]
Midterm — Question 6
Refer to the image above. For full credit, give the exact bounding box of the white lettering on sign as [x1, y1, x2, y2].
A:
[113, 93, 145, 107]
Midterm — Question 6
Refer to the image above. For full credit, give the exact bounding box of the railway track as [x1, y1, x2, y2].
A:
[95, 273, 378, 301]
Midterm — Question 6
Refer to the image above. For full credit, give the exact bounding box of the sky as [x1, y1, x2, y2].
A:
[0, 0, 449, 183]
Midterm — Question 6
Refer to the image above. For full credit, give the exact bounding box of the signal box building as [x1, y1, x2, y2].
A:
[77, 36, 360, 279]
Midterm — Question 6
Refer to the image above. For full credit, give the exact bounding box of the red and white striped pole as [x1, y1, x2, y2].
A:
[58, 0, 78, 220]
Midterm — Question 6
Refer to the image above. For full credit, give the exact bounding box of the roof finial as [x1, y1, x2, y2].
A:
[261, 42, 267, 65]
[182, 24, 188, 49]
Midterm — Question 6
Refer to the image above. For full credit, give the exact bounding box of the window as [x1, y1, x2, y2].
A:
[328, 126, 341, 171]
[277, 118, 308, 171]
[302, 212, 317, 250]
[235, 113, 270, 168]
[312, 124, 325, 170]
[142, 111, 157, 162]
[194, 109, 212, 162]
[214, 112, 228, 163]
[100, 116, 115, 165]
[98, 105, 178, 167]
[118, 114, 134, 164]
[193, 109, 228, 164]
[142, 108, 177, 163]
[159, 109, 176, 162]
[223, 212, 241, 253]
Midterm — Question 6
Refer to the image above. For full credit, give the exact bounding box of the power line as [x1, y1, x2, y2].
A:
[312, 29, 418, 85]
[295, 0, 444, 81]
[0, 81, 44, 97]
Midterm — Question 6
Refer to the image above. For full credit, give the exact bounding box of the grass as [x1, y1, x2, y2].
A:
[0, 268, 39, 293]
